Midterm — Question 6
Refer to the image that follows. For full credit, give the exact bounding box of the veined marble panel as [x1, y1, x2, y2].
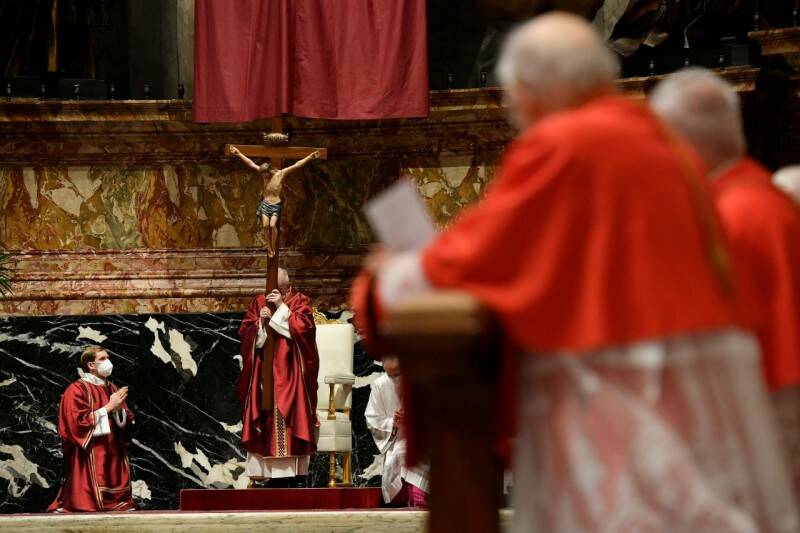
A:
[0, 158, 498, 251]
[0, 153, 497, 315]
[0, 310, 384, 513]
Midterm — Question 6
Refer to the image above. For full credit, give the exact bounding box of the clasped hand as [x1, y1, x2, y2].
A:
[106, 386, 128, 413]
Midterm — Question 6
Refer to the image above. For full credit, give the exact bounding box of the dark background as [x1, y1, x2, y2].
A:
[1, 0, 798, 99]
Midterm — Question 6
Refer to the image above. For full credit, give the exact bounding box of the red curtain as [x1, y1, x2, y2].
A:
[194, 0, 429, 122]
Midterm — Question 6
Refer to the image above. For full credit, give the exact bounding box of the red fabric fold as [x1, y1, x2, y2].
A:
[237, 293, 320, 457]
[194, 0, 428, 122]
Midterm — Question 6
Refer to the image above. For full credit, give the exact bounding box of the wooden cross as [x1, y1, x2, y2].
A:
[226, 117, 327, 410]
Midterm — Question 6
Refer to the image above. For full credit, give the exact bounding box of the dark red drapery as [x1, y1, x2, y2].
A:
[194, 0, 429, 122]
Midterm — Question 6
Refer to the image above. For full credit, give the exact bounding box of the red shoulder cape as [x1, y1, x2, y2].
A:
[421, 96, 738, 353]
[352, 96, 742, 465]
[713, 158, 800, 389]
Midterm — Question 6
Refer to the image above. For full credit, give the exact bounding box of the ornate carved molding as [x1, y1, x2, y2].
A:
[0, 247, 366, 315]
[0, 91, 511, 166]
[750, 28, 800, 68]
[0, 74, 764, 167]
[619, 66, 761, 99]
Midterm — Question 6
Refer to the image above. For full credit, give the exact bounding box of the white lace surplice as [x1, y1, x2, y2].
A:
[513, 329, 799, 533]
[366, 373, 430, 503]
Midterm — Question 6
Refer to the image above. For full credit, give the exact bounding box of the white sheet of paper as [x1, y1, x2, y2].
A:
[364, 179, 437, 252]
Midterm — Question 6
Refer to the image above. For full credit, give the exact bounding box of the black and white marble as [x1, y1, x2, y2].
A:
[0, 312, 383, 513]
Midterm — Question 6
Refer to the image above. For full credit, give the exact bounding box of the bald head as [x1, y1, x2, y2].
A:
[774, 166, 800, 204]
[497, 12, 619, 129]
[277, 268, 291, 290]
[650, 68, 746, 175]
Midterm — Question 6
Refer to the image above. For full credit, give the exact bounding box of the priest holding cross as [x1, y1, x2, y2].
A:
[199, 0, 427, 494]
[228, 128, 326, 488]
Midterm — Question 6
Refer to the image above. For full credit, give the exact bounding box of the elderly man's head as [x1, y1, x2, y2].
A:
[774, 166, 800, 204]
[650, 68, 746, 175]
[496, 12, 620, 130]
[277, 268, 291, 293]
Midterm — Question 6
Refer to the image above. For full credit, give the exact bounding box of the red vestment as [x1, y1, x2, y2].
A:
[237, 292, 319, 458]
[419, 96, 739, 352]
[712, 158, 800, 390]
[351, 95, 741, 462]
[47, 379, 135, 512]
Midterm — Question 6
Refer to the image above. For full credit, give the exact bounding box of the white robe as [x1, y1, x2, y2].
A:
[375, 252, 800, 532]
[366, 373, 430, 503]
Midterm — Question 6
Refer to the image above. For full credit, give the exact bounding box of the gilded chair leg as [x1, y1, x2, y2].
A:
[328, 451, 337, 488]
[342, 451, 352, 487]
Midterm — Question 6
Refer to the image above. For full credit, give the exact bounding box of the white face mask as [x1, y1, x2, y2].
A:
[94, 359, 113, 378]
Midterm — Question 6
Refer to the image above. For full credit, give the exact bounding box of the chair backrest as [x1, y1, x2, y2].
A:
[315, 323, 355, 411]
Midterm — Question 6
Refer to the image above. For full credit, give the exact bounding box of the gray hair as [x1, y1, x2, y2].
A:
[496, 13, 619, 107]
[650, 68, 745, 171]
[774, 166, 800, 203]
[277, 268, 290, 289]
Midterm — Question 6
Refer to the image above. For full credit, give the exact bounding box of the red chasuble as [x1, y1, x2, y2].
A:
[351, 95, 741, 462]
[47, 379, 135, 512]
[712, 158, 800, 390]
[237, 292, 320, 458]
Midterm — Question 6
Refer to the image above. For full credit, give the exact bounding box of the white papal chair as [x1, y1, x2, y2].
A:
[314, 320, 356, 487]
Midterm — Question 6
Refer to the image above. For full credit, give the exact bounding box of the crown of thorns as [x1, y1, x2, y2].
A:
[262, 132, 289, 145]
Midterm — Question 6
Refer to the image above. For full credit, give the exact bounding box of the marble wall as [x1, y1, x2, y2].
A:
[0, 310, 384, 512]
[0, 93, 506, 315]
[0, 91, 507, 513]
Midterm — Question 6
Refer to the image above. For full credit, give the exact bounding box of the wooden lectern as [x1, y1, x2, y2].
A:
[382, 291, 504, 533]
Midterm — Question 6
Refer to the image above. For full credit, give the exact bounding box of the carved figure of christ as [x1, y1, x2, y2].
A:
[229, 146, 323, 258]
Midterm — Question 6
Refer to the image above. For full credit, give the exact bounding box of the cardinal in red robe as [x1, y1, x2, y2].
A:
[237, 268, 319, 485]
[47, 346, 135, 513]
[652, 67, 800, 511]
[352, 14, 798, 532]
[712, 158, 800, 389]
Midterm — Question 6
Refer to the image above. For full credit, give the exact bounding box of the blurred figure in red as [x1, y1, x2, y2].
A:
[653, 68, 800, 511]
[353, 12, 798, 533]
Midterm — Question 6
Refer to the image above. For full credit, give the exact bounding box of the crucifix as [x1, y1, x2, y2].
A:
[226, 117, 327, 409]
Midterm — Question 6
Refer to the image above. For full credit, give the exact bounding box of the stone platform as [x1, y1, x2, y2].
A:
[0, 510, 514, 532]
[0, 510, 426, 533]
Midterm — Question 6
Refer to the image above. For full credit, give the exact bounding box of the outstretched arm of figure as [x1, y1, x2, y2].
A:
[230, 146, 262, 172]
[270, 150, 322, 189]
[281, 150, 322, 176]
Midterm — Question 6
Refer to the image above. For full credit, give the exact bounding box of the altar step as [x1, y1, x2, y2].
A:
[179, 487, 382, 511]
[0, 510, 427, 533]
[0, 509, 514, 532]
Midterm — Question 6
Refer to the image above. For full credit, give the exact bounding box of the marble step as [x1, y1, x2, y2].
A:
[0, 509, 513, 532]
